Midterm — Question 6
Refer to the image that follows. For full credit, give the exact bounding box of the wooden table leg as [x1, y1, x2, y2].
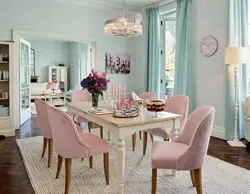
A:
[116, 139, 126, 194]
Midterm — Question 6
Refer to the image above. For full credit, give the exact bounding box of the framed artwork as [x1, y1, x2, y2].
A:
[105, 52, 131, 74]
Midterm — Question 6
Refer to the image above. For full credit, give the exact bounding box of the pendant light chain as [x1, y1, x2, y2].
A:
[122, 0, 125, 19]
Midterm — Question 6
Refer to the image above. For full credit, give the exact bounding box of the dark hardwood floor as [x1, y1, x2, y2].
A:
[1, 117, 250, 194]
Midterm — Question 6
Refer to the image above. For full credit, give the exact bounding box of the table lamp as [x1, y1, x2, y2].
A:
[225, 46, 248, 147]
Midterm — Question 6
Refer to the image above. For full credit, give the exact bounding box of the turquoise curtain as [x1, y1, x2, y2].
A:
[146, 6, 161, 98]
[174, 0, 195, 112]
[225, 0, 248, 139]
[69, 42, 90, 89]
[78, 43, 90, 80]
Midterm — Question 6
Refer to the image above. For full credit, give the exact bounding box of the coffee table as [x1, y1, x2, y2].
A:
[45, 93, 66, 106]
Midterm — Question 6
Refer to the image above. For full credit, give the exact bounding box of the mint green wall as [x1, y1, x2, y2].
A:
[30, 40, 70, 83]
[0, 0, 131, 89]
[193, 0, 229, 137]
[0, 0, 133, 128]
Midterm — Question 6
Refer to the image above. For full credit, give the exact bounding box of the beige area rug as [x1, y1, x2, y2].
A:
[16, 133, 250, 194]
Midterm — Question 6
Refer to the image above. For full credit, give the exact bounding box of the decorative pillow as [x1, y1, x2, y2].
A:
[47, 82, 58, 90]
[54, 89, 62, 94]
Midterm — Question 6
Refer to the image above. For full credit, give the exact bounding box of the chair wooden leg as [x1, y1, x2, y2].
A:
[194, 168, 202, 194]
[190, 170, 195, 187]
[143, 131, 148, 155]
[42, 137, 48, 158]
[103, 153, 109, 185]
[132, 133, 136, 151]
[89, 156, 93, 169]
[152, 169, 157, 194]
[81, 158, 84, 161]
[88, 122, 92, 133]
[56, 155, 63, 179]
[48, 139, 53, 168]
[100, 126, 104, 139]
[65, 158, 72, 194]
[139, 131, 142, 140]
[150, 134, 154, 142]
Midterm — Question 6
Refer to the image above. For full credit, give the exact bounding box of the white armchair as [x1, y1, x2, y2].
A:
[243, 96, 250, 141]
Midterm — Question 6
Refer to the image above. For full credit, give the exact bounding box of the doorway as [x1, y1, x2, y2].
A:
[160, 14, 176, 99]
[20, 38, 31, 125]
[12, 30, 97, 128]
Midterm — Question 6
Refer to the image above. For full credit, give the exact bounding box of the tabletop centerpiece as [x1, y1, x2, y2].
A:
[113, 98, 139, 118]
[146, 100, 165, 118]
[81, 69, 110, 108]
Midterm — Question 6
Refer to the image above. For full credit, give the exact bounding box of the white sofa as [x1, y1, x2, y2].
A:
[31, 82, 49, 99]
[31, 82, 61, 99]
[243, 96, 250, 141]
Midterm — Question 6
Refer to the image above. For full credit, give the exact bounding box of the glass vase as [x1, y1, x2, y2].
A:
[92, 92, 100, 108]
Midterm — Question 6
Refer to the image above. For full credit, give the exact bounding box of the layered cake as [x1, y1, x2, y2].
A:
[146, 100, 165, 112]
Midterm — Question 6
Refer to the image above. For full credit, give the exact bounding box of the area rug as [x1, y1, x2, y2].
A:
[16, 135, 250, 194]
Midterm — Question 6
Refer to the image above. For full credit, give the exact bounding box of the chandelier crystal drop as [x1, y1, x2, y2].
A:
[104, 0, 143, 37]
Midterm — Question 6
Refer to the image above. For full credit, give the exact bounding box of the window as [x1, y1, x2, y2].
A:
[165, 21, 176, 96]
[159, 2, 177, 98]
[160, 12, 176, 98]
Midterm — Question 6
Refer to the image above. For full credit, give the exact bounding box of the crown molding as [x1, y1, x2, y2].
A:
[56, 0, 164, 12]
[56, 0, 136, 11]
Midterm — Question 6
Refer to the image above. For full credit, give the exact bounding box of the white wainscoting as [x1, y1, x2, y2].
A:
[211, 126, 226, 140]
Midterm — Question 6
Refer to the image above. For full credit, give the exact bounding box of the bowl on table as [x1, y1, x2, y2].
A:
[146, 100, 165, 117]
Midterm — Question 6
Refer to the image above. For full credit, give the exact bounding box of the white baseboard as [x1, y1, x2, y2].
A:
[211, 126, 226, 140]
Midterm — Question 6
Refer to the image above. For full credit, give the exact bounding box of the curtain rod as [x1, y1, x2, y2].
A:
[143, 0, 175, 10]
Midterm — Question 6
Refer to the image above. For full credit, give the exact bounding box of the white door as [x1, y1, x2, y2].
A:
[20, 38, 31, 125]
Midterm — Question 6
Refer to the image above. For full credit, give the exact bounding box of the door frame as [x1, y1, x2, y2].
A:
[12, 29, 98, 129]
[160, 20, 166, 99]
[20, 38, 31, 125]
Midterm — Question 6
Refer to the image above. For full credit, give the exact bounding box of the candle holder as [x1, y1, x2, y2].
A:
[104, 96, 116, 111]
[113, 98, 139, 118]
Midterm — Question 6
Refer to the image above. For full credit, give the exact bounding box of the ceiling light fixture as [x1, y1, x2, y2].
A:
[104, 0, 143, 37]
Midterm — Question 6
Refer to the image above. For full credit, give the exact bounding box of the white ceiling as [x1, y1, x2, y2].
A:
[56, 0, 164, 11]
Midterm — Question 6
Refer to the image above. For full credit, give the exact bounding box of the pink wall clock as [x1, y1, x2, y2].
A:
[200, 36, 218, 57]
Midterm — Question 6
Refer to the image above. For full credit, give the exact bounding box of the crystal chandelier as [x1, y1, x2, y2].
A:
[104, 0, 143, 37]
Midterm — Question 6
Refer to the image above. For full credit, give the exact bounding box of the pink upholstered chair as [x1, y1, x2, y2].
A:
[71, 90, 103, 139]
[47, 105, 109, 194]
[151, 106, 215, 194]
[143, 95, 189, 155]
[35, 98, 53, 167]
[139, 92, 157, 101]
[131, 92, 157, 151]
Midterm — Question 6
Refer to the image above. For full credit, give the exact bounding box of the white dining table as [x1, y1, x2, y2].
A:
[67, 101, 181, 194]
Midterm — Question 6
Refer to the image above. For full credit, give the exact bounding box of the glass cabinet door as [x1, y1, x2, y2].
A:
[20, 38, 31, 125]
[51, 68, 57, 83]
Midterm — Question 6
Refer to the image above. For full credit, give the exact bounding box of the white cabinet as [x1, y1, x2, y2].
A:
[48, 66, 68, 92]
